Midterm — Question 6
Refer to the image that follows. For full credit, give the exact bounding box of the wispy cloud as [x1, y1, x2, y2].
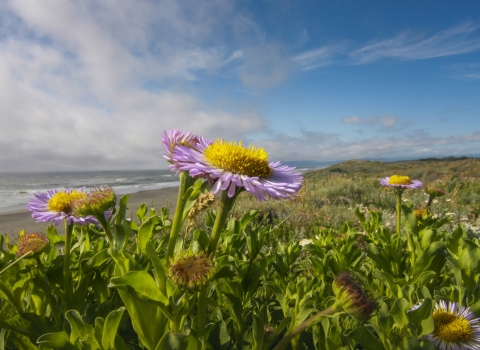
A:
[254, 129, 480, 163]
[451, 62, 480, 79]
[351, 22, 480, 64]
[342, 115, 399, 128]
[292, 42, 347, 70]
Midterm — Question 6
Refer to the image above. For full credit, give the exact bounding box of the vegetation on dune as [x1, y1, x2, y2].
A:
[1, 152, 480, 349]
[232, 157, 480, 239]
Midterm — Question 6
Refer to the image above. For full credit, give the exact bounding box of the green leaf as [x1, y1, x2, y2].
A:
[155, 331, 189, 350]
[137, 204, 148, 222]
[344, 327, 385, 350]
[390, 298, 410, 329]
[240, 210, 260, 231]
[65, 310, 101, 349]
[408, 298, 434, 336]
[367, 244, 393, 275]
[194, 229, 210, 251]
[83, 248, 110, 272]
[37, 331, 76, 349]
[412, 241, 445, 282]
[101, 307, 126, 350]
[208, 320, 231, 350]
[108, 271, 169, 306]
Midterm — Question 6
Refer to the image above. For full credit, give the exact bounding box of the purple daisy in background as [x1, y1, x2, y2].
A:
[423, 300, 480, 350]
[28, 188, 97, 226]
[162, 129, 212, 172]
[173, 138, 303, 201]
[380, 175, 423, 189]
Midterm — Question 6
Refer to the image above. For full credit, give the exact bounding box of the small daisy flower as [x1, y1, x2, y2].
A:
[28, 188, 97, 226]
[173, 138, 303, 201]
[162, 129, 212, 172]
[380, 175, 422, 189]
[425, 300, 480, 350]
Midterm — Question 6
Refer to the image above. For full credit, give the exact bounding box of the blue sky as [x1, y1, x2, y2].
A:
[0, 1, 479, 171]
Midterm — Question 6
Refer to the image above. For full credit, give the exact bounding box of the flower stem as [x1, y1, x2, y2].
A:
[63, 220, 74, 308]
[207, 191, 236, 255]
[272, 306, 337, 350]
[167, 171, 189, 261]
[0, 251, 32, 276]
[395, 188, 402, 236]
[97, 214, 114, 244]
[197, 190, 236, 350]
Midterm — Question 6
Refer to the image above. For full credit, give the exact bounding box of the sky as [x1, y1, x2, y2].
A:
[1, 0, 480, 171]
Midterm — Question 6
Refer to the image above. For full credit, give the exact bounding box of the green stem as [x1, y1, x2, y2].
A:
[272, 306, 336, 350]
[197, 190, 237, 350]
[394, 189, 403, 276]
[97, 214, 114, 244]
[0, 251, 32, 276]
[395, 189, 402, 236]
[207, 191, 236, 255]
[63, 220, 74, 308]
[167, 171, 190, 261]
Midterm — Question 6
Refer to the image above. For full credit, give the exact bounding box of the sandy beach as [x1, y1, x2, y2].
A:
[0, 187, 179, 239]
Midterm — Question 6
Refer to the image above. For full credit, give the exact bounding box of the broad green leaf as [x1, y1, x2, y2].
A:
[155, 331, 190, 350]
[412, 241, 445, 282]
[101, 307, 126, 350]
[208, 320, 230, 350]
[408, 298, 434, 336]
[37, 331, 76, 349]
[344, 327, 385, 350]
[390, 298, 410, 329]
[108, 271, 169, 306]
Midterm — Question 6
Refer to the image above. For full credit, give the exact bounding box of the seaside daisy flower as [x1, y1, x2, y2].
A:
[422, 300, 480, 350]
[162, 129, 213, 172]
[28, 188, 97, 226]
[380, 175, 423, 189]
[173, 138, 303, 201]
[17, 232, 49, 257]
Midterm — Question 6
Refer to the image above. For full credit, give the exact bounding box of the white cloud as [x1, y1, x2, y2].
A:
[252, 129, 480, 163]
[0, 0, 273, 171]
[342, 115, 399, 128]
[292, 42, 347, 70]
[351, 22, 480, 64]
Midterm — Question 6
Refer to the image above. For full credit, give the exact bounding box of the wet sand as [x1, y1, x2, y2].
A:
[0, 187, 179, 239]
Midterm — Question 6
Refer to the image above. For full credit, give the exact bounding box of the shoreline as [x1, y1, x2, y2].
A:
[0, 186, 180, 239]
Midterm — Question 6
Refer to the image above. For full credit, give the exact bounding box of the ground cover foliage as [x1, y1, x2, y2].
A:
[0, 157, 480, 349]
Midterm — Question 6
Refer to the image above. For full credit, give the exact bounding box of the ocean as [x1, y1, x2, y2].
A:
[0, 169, 179, 213]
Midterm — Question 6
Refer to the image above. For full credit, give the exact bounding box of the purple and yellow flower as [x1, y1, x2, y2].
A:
[380, 175, 423, 189]
[173, 138, 303, 201]
[17, 232, 49, 257]
[28, 188, 97, 226]
[423, 300, 480, 350]
[162, 129, 212, 172]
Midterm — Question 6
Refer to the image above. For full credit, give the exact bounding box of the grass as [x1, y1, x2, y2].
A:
[230, 157, 480, 240]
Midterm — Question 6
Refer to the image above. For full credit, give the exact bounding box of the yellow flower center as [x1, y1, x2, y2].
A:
[204, 139, 272, 177]
[388, 175, 412, 185]
[433, 311, 473, 343]
[48, 190, 87, 214]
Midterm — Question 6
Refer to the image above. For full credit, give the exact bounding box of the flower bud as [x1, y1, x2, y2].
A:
[426, 186, 446, 198]
[73, 187, 116, 218]
[17, 233, 49, 257]
[332, 272, 376, 322]
[169, 252, 215, 292]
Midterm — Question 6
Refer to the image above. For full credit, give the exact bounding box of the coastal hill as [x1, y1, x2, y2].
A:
[306, 156, 480, 182]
